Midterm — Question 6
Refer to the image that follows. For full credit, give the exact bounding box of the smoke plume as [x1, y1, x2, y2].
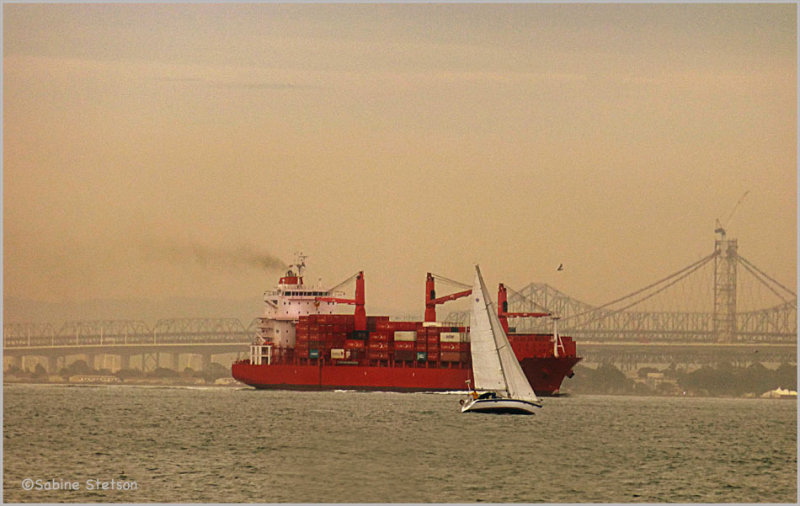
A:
[145, 240, 288, 272]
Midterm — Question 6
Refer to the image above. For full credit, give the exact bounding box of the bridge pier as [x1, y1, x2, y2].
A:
[119, 353, 131, 371]
[86, 353, 100, 371]
[182, 353, 213, 371]
[97, 354, 119, 372]
[158, 353, 179, 371]
[4, 355, 22, 372]
[142, 352, 158, 372]
[47, 355, 60, 374]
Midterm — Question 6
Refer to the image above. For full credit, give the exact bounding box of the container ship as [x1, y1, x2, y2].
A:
[232, 255, 581, 395]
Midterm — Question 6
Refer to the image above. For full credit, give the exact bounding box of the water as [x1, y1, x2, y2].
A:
[3, 384, 796, 503]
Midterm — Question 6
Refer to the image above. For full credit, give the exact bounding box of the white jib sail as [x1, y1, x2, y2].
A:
[470, 265, 539, 403]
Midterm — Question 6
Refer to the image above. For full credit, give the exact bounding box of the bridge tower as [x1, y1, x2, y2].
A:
[713, 227, 738, 343]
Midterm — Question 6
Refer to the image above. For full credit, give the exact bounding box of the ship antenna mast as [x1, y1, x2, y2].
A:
[290, 252, 307, 277]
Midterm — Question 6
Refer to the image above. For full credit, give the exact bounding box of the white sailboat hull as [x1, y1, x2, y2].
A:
[460, 397, 542, 415]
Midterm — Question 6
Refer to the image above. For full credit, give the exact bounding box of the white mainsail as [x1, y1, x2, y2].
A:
[469, 265, 539, 403]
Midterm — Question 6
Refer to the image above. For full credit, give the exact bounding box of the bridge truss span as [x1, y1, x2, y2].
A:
[3, 317, 254, 349]
[152, 318, 250, 344]
[446, 235, 795, 345]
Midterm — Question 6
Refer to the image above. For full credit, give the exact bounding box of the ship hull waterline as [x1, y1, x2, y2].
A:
[232, 356, 581, 395]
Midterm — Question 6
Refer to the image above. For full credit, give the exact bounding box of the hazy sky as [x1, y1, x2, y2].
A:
[3, 3, 796, 317]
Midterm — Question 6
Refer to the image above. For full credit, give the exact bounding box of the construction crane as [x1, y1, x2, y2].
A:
[715, 191, 749, 239]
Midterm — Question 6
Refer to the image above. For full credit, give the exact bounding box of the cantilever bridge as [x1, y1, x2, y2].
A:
[446, 234, 796, 342]
[445, 233, 796, 369]
[3, 318, 254, 373]
[4, 233, 797, 373]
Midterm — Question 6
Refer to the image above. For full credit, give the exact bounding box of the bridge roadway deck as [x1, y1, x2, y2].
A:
[3, 342, 247, 356]
[4, 340, 796, 372]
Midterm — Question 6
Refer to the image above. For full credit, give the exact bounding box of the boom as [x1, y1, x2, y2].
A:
[424, 273, 472, 322]
[497, 283, 550, 333]
[315, 271, 367, 331]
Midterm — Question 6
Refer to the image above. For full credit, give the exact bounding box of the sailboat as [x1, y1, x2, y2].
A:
[460, 265, 543, 415]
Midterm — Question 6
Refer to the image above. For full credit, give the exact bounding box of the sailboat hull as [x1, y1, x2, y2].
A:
[460, 397, 542, 415]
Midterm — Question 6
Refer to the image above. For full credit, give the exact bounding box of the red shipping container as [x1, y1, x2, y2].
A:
[380, 320, 398, 330]
[371, 332, 389, 342]
[394, 350, 416, 361]
[368, 341, 389, 350]
[367, 350, 389, 360]
[367, 316, 389, 332]
[393, 322, 417, 332]
[393, 341, 414, 351]
[427, 351, 439, 361]
[440, 351, 461, 362]
[440, 342, 462, 352]
[344, 340, 365, 350]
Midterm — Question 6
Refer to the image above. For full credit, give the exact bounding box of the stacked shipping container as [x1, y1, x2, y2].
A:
[293, 315, 471, 368]
[293, 313, 569, 367]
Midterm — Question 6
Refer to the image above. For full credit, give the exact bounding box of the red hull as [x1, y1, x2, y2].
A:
[519, 356, 582, 395]
[232, 355, 580, 395]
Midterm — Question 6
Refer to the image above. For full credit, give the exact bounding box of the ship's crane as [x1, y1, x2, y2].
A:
[497, 283, 566, 357]
[424, 273, 553, 328]
[497, 283, 551, 334]
[315, 271, 367, 331]
[424, 273, 472, 322]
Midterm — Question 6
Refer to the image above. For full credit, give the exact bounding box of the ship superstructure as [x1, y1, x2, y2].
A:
[250, 253, 348, 363]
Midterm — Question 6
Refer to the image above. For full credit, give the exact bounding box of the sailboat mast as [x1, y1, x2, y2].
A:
[476, 267, 512, 395]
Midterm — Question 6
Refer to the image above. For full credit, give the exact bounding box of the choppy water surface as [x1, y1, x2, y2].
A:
[3, 384, 796, 503]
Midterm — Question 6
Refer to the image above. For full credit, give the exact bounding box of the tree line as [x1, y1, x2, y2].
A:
[565, 362, 797, 397]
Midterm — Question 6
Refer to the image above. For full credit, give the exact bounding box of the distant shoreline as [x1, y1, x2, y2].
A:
[3, 376, 241, 387]
[4, 377, 796, 400]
